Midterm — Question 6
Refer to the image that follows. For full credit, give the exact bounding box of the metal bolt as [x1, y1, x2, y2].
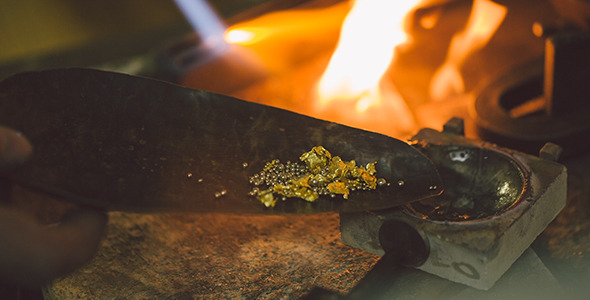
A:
[539, 142, 562, 161]
[442, 117, 465, 136]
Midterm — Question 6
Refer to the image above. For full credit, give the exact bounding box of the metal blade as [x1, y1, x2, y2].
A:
[0, 68, 441, 214]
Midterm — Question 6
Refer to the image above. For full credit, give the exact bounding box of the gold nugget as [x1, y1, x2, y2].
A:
[248, 146, 385, 207]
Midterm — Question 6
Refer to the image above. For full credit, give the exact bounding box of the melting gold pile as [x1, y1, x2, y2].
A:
[249, 146, 386, 207]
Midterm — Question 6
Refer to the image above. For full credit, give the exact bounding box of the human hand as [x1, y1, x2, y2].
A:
[0, 126, 108, 287]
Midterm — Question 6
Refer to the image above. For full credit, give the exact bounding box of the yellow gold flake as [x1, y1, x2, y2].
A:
[249, 146, 386, 207]
[327, 182, 350, 199]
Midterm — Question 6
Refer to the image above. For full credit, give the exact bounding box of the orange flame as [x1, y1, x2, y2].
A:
[429, 0, 507, 101]
[318, 1, 416, 104]
[315, 0, 421, 136]
[222, 1, 425, 137]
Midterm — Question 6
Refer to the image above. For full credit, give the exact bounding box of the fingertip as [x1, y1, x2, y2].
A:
[0, 127, 33, 168]
[0, 207, 108, 287]
[48, 208, 108, 261]
[26, 208, 108, 287]
[60, 208, 108, 239]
